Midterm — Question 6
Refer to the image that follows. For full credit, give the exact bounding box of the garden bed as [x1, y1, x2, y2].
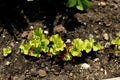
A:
[0, 0, 120, 80]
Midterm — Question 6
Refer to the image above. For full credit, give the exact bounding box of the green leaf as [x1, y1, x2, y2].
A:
[63, 53, 72, 61]
[41, 39, 49, 53]
[76, 0, 90, 11]
[33, 28, 45, 40]
[70, 48, 82, 57]
[82, 0, 90, 10]
[3, 47, 12, 57]
[111, 37, 120, 45]
[70, 38, 83, 57]
[93, 43, 104, 51]
[72, 38, 84, 50]
[50, 34, 66, 55]
[29, 39, 40, 48]
[66, 0, 77, 7]
[19, 44, 31, 55]
[30, 47, 41, 57]
[84, 38, 94, 53]
[76, 0, 84, 11]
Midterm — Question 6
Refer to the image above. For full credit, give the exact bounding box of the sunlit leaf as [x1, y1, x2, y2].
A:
[20, 44, 31, 55]
[93, 43, 104, 51]
[111, 37, 120, 45]
[66, 0, 77, 7]
[50, 34, 66, 55]
[3, 47, 12, 57]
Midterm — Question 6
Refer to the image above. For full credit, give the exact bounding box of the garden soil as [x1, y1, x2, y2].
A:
[0, 0, 120, 80]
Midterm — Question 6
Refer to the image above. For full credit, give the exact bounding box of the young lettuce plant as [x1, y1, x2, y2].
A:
[20, 28, 49, 58]
[69, 38, 84, 57]
[93, 43, 104, 51]
[69, 38, 103, 59]
[66, 0, 90, 11]
[49, 34, 66, 56]
[19, 28, 104, 61]
[84, 38, 95, 53]
[3, 47, 12, 57]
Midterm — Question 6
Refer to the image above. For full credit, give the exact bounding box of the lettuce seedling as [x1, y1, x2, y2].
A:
[66, 0, 90, 11]
[20, 28, 49, 58]
[93, 43, 104, 51]
[20, 43, 31, 55]
[50, 34, 66, 56]
[70, 38, 84, 57]
[111, 37, 120, 45]
[84, 38, 95, 53]
[3, 47, 12, 57]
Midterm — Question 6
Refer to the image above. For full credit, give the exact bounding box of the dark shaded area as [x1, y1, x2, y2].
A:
[0, 0, 28, 40]
[0, 0, 82, 36]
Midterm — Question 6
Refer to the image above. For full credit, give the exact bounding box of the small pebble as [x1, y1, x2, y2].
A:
[104, 70, 107, 76]
[5, 61, 11, 65]
[44, 30, 49, 35]
[38, 69, 47, 77]
[98, 2, 106, 6]
[30, 26, 34, 29]
[2, 35, 5, 38]
[81, 63, 90, 69]
[89, 34, 94, 38]
[16, 42, 18, 44]
[116, 32, 120, 37]
[118, 46, 120, 50]
[104, 42, 111, 48]
[103, 33, 109, 40]
[100, 68, 104, 71]
[43, 25, 47, 29]
[66, 39, 71, 43]
[10, 42, 14, 47]
[94, 58, 100, 62]
[69, 73, 73, 77]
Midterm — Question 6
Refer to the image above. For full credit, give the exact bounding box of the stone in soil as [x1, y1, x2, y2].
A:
[38, 69, 47, 77]
[103, 33, 109, 40]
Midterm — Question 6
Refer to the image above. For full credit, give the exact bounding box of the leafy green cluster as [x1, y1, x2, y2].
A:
[3, 47, 12, 57]
[63, 38, 104, 61]
[19, 28, 104, 61]
[50, 34, 66, 56]
[111, 37, 120, 46]
[20, 28, 49, 57]
[66, 0, 90, 11]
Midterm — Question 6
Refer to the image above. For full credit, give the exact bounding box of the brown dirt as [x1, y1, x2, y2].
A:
[0, 0, 120, 80]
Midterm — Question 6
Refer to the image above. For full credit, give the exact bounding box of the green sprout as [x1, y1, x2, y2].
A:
[111, 37, 120, 45]
[20, 28, 49, 58]
[19, 28, 104, 61]
[93, 43, 104, 51]
[70, 38, 84, 57]
[84, 38, 95, 53]
[50, 34, 66, 56]
[66, 0, 90, 11]
[3, 47, 12, 57]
